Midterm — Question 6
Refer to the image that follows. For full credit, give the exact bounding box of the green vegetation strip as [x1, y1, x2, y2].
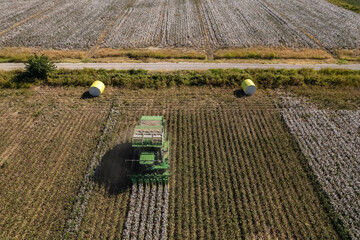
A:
[1, 68, 359, 89]
[327, 0, 360, 14]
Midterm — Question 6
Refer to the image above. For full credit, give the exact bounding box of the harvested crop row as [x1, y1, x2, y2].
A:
[101, 0, 205, 48]
[278, 94, 360, 239]
[63, 101, 120, 239]
[75, 109, 135, 240]
[0, 89, 111, 239]
[0, 109, 34, 165]
[0, 0, 128, 49]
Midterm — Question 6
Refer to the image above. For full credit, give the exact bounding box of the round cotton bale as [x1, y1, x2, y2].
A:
[89, 81, 105, 97]
[241, 79, 256, 96]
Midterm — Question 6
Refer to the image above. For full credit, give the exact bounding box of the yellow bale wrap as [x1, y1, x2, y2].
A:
[241, 79, 256, 96]
[89, 80, 105, 97]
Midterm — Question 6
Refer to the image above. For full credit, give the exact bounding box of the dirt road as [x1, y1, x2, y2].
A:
[1, 62, 360, 71]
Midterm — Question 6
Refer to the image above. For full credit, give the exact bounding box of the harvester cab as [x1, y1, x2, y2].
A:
[126, 116, 169, 184]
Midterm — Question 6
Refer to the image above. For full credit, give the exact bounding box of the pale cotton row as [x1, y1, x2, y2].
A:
[122, 184, 169, 240]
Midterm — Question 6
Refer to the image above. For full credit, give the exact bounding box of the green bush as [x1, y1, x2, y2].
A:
[25, 54, 56, 80]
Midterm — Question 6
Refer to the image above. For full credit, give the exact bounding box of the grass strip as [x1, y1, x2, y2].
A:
[1, 68, 359, 89]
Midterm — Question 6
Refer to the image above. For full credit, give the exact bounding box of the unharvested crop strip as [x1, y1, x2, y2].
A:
[121, 184, 169, 240]
[278, 93, 356, 239]
[0, 1, 65, 38]
[63, 102, 120, 239]
[145, 186, 156, 239]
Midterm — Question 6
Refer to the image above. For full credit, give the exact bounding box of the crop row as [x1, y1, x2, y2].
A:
[63, 102, 120, 239]
[1, 0, 360, 49]
[47, 88, 346, 239]
[0, 110, 109, 239]
[0, 88, 114, 239]
[122, 184, 169, 240]
[279, 94, 360, 239]
[199, 0, 360, 49]
[266, 0, 360, 49]
[101, 0, 205, 49]
[198, 0, 316, 48]
[165, 99, 341, 238]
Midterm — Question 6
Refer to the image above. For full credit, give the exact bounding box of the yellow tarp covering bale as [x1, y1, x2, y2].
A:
[89, 80, 105, 97]
[241, 79, 256, 96]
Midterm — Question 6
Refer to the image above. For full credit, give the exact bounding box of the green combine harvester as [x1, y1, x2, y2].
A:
[126, 116, 169, 184]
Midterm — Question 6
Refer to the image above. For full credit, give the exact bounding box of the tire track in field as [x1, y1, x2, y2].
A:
[63, 101, 120, 239]
[194, 0, 213, 60]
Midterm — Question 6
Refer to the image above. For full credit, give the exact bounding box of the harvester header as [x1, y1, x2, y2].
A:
[126, 116, 169, 184]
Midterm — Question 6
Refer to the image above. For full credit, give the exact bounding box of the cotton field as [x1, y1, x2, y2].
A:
[279, 93, 360, 239]
[0, 0, 359, 50]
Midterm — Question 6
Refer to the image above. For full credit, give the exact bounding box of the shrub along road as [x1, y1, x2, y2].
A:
[1, 62, 360, 71]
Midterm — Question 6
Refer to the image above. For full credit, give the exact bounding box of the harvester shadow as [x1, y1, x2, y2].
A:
[233, 89, 246, 98]
[80, 91, 95, 99]
[93, 143, 132, 195]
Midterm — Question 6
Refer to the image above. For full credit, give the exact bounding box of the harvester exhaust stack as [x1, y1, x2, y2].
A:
[126, 116, 169, 184]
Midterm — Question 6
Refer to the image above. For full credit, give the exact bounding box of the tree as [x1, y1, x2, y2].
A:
[25, 54, 56, 80]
